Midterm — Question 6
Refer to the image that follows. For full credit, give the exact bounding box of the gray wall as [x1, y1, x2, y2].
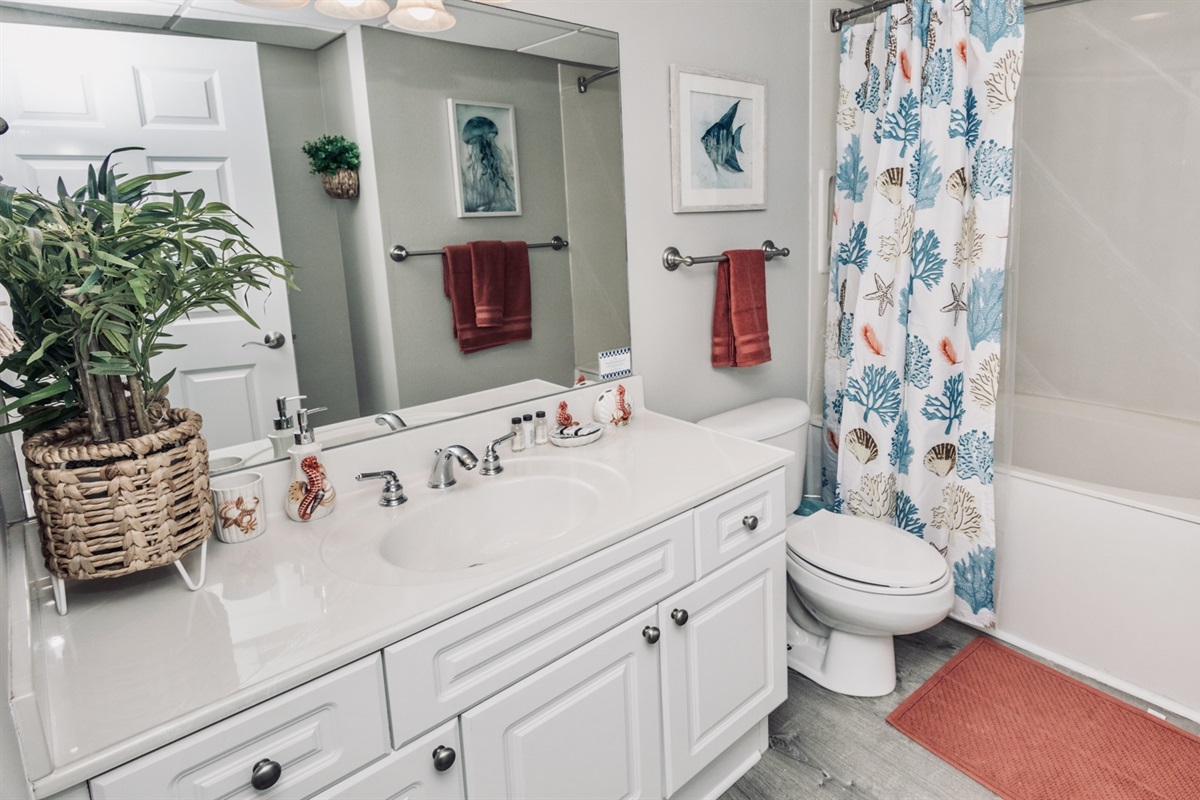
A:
[361, 27, 575, 407]
[258, 44, 361, 425]
[559, 65, 630, 374]
[514, 0, 812, 422]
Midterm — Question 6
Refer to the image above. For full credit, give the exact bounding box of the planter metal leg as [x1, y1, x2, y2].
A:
[51, 575, 68, 616]
[173, 539, 208, 591]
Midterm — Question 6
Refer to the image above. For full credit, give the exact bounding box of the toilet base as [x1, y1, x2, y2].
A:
[786, 617, 897, 697]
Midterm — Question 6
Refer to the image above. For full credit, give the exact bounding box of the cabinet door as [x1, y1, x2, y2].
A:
[461, 609, 662, 800]
[659, 538, 786, 796]
[314, 719, 463, 800]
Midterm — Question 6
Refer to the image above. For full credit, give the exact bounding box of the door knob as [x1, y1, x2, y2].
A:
[671, 608, 689, 626]
[242, 331, 286, 349]
[250, 758, 282, 790]
[742, 514, 759, 531]
[432, 745, 456, 772]
[642, 625, 660, 644]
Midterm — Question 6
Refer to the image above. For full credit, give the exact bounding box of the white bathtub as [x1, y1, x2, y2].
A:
[995, 393, 1200, 722]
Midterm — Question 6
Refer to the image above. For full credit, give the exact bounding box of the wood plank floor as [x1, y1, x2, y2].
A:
[721, 619, 1200, 800]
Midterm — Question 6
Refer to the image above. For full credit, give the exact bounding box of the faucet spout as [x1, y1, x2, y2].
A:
[428, 444, 478, 489]
[375, 412, 407, 431]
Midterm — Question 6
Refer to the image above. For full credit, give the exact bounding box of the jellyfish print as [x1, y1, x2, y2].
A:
[449, 101, 521, 216]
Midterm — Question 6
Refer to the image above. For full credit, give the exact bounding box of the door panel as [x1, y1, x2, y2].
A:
[0, 23, 298, 448]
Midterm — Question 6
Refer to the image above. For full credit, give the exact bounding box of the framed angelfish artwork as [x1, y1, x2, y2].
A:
[670, 66, 766, 212]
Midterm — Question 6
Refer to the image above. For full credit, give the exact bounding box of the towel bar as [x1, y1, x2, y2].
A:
[662, 240, 790, 271]
[390, 236, 568, 263]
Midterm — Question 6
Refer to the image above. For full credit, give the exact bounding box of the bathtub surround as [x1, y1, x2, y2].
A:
[821, 0, 1024, 629]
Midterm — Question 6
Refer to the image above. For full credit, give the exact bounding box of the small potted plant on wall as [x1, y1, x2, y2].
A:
[0, 147, 294, 604]
[301, 133, 361, 199]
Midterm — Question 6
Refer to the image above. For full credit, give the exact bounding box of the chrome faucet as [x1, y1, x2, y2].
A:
[356, 470, 407, 506]
[428, 445, 478, 489]
[479, 431, 517, 476]
[375, 412, 407, 431]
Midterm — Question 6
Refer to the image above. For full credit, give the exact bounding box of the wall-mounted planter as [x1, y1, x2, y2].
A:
[321, 169, 359, 200]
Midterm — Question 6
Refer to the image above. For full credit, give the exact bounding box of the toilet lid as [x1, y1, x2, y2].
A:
[786, 510, 948, 588]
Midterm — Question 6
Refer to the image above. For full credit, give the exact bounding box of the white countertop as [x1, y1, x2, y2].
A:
[5, 380, 790, 797]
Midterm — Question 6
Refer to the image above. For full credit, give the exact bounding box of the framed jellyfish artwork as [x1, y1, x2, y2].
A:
[669, 66, 766, 213]
[446, 99, 522, 218]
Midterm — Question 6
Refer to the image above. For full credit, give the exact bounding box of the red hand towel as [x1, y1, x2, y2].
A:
[712, 249, 771, 367]
[442, 241, 532, 354]
[468, 240, 506, 327]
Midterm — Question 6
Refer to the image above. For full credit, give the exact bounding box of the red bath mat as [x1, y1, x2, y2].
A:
[887, 637, 1200, 800]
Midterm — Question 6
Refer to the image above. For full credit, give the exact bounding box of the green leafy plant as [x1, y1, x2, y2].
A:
[0, 147, 296, 439]
[300, 134, 361, 176]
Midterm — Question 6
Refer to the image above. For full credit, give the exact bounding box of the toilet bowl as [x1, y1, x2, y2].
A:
[784, 510, 953, 696]
[698, 399, 953, 697]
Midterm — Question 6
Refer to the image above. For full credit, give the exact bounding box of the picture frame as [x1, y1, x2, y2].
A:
[670, 66, 766, 213]
[446, 99, 522, 218]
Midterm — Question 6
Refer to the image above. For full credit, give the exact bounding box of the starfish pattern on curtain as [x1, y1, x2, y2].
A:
[822, 0, 1024, 628]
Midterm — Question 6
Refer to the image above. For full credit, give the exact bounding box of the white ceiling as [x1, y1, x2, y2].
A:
[0, 0, 618, 65]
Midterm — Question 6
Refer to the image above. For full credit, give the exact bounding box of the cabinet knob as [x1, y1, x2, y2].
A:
[742, 514, 759, 531]
[250, 758, 282, 790]
[642, 625, 660, 644]
[671, 608, 689, 626]
[432, 745, 457, 772]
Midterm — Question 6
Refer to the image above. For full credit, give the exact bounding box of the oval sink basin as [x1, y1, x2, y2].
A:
[321, 456, 629, 583]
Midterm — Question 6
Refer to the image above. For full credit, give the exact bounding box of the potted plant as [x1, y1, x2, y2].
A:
[0, 147, 295, 590]
[301, 134, 361, 199]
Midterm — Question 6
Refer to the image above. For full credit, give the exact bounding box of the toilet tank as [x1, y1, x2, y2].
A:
[697, 398, 811, 514]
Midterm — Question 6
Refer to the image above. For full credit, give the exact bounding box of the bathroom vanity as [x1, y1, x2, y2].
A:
[2, 380, 791, 799]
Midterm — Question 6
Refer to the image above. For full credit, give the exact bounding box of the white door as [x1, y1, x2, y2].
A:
[461, 609, 664, 800]
[0, 23, 298, 449]
[659, 538, 787, 797]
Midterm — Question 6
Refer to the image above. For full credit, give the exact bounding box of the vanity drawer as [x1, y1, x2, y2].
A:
[693, 469, 786, 577]
[89, 655, 390, 800]
[314, 718, 464, 800]
[383, 511, 695, 749]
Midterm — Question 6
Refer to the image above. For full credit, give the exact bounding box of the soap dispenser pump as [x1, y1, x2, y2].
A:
[269, 395, 305, 458]
[285, 406, 336, 522]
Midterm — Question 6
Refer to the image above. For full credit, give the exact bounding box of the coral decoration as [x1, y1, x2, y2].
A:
[861, 324, 884, 356]
[556, 401, 575, 428]
[900, 50, 912, 82]
[614, 384, 632, 425]
[940, 336, 961, 365]
[297, 455, 325, 521]
[956, 39, 968, 65]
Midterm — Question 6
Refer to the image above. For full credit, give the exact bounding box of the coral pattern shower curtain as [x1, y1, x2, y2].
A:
[822, 0, 1023, 628]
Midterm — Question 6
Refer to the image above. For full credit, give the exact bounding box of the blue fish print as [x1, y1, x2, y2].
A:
[701, 100, 745, 174]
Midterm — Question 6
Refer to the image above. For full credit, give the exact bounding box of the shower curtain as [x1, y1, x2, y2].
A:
[821, 0, 1024, 628]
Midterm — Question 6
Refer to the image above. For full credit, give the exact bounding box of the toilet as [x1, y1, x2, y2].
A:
[698, 398, 954, 697]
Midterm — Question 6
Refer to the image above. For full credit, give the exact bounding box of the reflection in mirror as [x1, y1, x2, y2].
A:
[0, 0, 628, 476]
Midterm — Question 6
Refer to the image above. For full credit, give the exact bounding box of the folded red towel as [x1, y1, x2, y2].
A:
[442, 241, 532, 354]
[468, 240, 506, 327]
[712, 249, 771, 367]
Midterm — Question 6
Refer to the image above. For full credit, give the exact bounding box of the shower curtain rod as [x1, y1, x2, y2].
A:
[577, 66, 619, 94]
[830, 0, 1091, 32]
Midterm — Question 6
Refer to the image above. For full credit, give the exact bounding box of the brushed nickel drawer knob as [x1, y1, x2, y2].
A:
[743, 514, 759, 531]
[643, 625, 661, 644]
[671, 608, 689, 626]
[251, 758, 282, 790]
[432, 745, 456, 772]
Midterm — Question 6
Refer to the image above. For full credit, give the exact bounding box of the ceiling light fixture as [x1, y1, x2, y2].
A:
[314, 0, 390, 19]
[388, 0, 456, 32]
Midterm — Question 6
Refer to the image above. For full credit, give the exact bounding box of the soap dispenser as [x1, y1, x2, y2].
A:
[285, 406, 336, 522]
[269, 395, 305, 459]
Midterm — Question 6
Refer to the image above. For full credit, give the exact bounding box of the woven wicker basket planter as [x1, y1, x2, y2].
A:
[21, 408, 214, 582]
[321, 169, 359, 199]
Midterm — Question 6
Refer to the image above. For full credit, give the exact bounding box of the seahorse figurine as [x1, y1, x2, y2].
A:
[592, 384, 634, 427]
[297, 456, 326, 521]
[556, 400, 575, 428]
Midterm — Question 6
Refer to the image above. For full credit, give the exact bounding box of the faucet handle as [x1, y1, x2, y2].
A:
[356, 470, 407, 506]
[480, 431, 517, 476]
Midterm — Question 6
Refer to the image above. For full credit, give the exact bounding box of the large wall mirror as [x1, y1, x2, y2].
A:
[0, 0, 629, 476]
